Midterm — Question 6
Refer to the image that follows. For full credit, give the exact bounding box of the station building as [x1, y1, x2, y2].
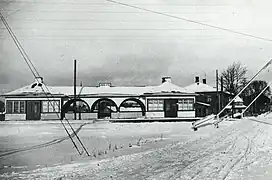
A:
[2, 77, 199, 121]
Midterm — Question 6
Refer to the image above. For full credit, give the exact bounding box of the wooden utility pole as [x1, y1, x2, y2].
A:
[220, 76, 223, 111]
[74, 59, 77, 120]
[216, 70, 219, 114]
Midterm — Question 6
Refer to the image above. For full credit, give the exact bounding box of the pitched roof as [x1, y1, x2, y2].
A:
[148, 81, 192, 94]
[234, 96, 244, 103]
[3, 81, 195, 97]
[184, 82, 217, 93]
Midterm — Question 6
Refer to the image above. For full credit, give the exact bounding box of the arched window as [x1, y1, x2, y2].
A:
[119, 98, 146, 116]
[91, 98, 118, 119]
[61, 98, 91, 119]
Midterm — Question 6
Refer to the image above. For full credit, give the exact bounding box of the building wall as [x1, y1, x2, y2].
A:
[146, 112, 164, 118]
[118, 112, 143, 119]
[5, 114, 26, 120]
[5, 97, 62, 101]
[195, 92, 234, 117]
[76, 97, 145, 110]
[41, 113, 60, 120]
[4, 97, 62, 120]
[4, 94, 197, 120]
[178, 111, 195, 118]
[65, 112, 97, 120]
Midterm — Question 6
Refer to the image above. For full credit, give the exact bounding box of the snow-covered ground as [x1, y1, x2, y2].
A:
[1, 117, 272, 179]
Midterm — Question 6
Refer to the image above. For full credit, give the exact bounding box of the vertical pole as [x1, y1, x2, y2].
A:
[74, 59, 77, 120]
[220, 76, 223, 113]
[216, 70, 219, 114]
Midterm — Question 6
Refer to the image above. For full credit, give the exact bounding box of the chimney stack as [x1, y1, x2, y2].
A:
[98, 82, 112, 87]
[162, 77, 172, 83]
[195, 76, 200, 83]
[203, 79, 207, 84]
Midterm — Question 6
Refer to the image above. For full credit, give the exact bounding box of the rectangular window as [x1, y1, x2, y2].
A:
[19, 101, 25, 113]
[148, 99, 164, 111]
[54, 101, 60, 112]
[13, 101, 19, 113]
[42, 101, 49, 113]
[6, 101, 12, 113]
[42, 100, 60, 113]
[48, 101, 54, 112]
[207, 95, 212, 103]
[6, 100, 25, 114]
[178, 98, 194, 111]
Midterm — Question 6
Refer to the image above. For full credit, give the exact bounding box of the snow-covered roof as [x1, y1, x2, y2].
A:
[234, 96, 244, 103]
[3, 81, 195, 97]
[184, 82, 217, 93]
[225, 104, 246, 109]
[147, 81, 192, 94]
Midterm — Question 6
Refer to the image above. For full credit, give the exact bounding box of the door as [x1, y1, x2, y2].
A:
[164, 99, 178, 118]
[26, 101, 41, 120]
[98, 101, 111, 119]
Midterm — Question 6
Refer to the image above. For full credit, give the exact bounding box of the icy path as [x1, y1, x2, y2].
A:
[3, 117, 272, 180]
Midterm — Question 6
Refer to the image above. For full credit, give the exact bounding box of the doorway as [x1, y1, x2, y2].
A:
[26, 101, 41, 120]
[164, 99, 178, 118]
[98, 100, 112, 119]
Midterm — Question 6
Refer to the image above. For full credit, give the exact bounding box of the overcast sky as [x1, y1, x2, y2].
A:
[1, 0, 272, 92]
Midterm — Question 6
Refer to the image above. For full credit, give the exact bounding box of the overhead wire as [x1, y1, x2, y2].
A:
[105, 0, 272, 43]
[39, 86, 90, 156]
[0, 10, 90, 156]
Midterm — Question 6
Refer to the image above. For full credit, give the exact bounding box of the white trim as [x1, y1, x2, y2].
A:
[5, 97, 61, 101]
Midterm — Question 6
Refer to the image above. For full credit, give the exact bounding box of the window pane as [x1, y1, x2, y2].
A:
[48, 101, 54, 112]
[14, 101, 19, 113]
[157, 100, 164, 110]
[6, 101, 12, 113]
[148, 100, 154, 111]
[184, 100, 188, 110]
[20, 101, 25, 113]
[54, 101, 60, 112]
[42, 101, 48, 113]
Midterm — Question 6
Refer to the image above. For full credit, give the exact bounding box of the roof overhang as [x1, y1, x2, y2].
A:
[196, 101, 211, 107]
[2, 93, 67, 98]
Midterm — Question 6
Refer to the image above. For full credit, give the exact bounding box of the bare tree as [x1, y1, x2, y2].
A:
[243, 80, 271, 114]
[220, 62, 248, 94]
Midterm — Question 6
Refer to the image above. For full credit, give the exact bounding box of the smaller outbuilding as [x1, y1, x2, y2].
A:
[184, 76, 246, 117]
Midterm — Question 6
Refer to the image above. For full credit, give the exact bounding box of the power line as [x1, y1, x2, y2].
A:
[2, 19, 204, 22]
[2, 9, 226, 14]
[0, 1, 228, 6]
[0, 12, 37, 77]
[0, 10, 90, 156]
[40, 85, 90, 156]
[105, 0, 272, 43]
[0, 28, 211, 30]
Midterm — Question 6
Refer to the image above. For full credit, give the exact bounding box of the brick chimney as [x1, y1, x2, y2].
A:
[195, 76, 200, 83]
[162, 77, 172, 83]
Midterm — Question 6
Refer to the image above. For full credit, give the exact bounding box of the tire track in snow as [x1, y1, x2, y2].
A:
[0, 123, 90, 158]
[221, 136, 251, 180]
[146, 126, 243, 180]
[173, 121, 258, 180]
[220, 122, 260, 180]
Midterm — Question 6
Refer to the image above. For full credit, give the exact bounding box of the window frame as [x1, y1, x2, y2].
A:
[41, 100, 60, 113]
[147, 99, 164, 112]
[178, 98, 194, 111]
[5, 100, 26, 114]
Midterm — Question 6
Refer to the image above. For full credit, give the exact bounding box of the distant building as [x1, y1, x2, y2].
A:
[184, 76, 246, 117]
[1, 77, 198, 121]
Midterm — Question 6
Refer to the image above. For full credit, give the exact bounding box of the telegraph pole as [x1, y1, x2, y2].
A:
[216, 70, 219, 114]
[74, 59, 77, 120]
